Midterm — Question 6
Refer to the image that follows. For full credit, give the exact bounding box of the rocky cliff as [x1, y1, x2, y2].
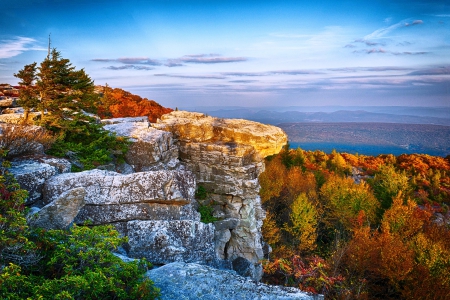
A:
[152, 111, 287, 276]
[8, 111, 287, 280]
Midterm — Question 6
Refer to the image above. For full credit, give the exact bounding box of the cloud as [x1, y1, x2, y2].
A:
[407, 66, 450, 75]
[405, 20, 424, 26]
[364, 18, 423, 40]
[354, 39, 384, 46]
[0, 36, 45, 59]
[93, 57, 161, 66]
[154, 73, 225, 79]
[344, 44, 357, 48]
[106, 65, 154, 70]
[353, 48, 428, 55]
[178, 54, 247, 64]
[229, 80, 258, 83]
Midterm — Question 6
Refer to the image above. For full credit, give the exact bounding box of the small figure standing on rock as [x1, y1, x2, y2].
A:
[148, 117, 151, 128]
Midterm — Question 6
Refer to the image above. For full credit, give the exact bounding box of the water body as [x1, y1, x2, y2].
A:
[289, 142, 447, 157]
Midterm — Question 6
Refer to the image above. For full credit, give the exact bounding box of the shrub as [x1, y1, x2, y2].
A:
[0, 152, 159, 299]
[0, 124, 57, 158]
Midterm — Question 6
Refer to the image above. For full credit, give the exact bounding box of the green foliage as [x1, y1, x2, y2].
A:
[0, 153, 159, 299]
[195, 185, 208, 200]
[195, 185, 218, 223]
[369, 164, 410, 215]
[47, 119, 130, 171]
[283, 193, 318, 253]
[198, 204, 218, 224]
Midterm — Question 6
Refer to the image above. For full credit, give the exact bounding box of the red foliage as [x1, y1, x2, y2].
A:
[97, 86, 172, 122]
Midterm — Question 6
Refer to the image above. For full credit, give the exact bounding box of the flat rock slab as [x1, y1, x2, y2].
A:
[74, 202, 199, 225]
[127, 220, 215, 265]
[146, 262, 322, 300]
[152, 111, 287, 158]
[43, 169, 196, 205]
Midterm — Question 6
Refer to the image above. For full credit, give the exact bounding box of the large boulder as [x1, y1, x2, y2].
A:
[104, 120, 179, 172]
[146, 262, 322, 300]
[9, 156, 71, 205]
[42, 169, 217, 265]
[28, 187, 86, 230]
[127, 220, 215, 265]
[43, 169, 195, 206]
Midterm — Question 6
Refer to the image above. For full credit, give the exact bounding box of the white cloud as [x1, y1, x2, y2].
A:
[0, 37, 44, 59]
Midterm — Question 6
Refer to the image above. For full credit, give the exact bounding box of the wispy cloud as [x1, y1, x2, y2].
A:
[353, 48, 428, 55]
[364, 19, 424, 40]
[407, 66, 450, 76]
[177, 54, 247, 64]
[154, 73, 226, 79]
[92, 57, 161, 66]
[106, 65, 154, 70]
[0, 36, 45, 59]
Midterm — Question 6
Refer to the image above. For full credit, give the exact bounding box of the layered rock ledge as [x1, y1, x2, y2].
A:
[152, 111, 288, 276]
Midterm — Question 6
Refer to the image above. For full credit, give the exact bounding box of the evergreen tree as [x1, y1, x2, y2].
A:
[14, 62, 38, 123]
[36, 49, 98, 130]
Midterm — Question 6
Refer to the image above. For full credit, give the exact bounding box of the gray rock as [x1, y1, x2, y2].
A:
[43, 169, 196, 206]
[101, 116, 147, 125]
[9, 162, 58, 205]
[146, 262, 322, 300]
[28, 187, 86, 230]
[232, 256, 263, 281]
[104, 121, 179, 171]
[127, 220, 215, 265]
[74, 202, 200, 225]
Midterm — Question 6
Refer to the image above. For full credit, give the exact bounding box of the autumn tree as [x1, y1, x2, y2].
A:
[369, 164, 410, 216]
[14, 62, 38, 123]
[320, 174, 379, 231]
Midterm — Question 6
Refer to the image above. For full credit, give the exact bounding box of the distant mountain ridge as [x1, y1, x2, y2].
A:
[183, 107, 450, 126]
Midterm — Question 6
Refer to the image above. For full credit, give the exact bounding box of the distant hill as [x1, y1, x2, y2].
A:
[279, 122, 450, 157]
[185, 107, 450, 126]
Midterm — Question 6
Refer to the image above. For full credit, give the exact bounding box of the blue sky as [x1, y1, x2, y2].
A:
[1, 0, 449, 108]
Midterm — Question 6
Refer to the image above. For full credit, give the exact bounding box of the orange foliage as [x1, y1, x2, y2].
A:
[97, 86, 172, 122]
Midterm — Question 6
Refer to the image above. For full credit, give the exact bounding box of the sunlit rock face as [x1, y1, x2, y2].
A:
[103, 120, 179, 172]
[153, 111, 288, 272]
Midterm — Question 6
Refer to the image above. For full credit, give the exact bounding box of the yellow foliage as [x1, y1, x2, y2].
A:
[283, 193, 318, 253]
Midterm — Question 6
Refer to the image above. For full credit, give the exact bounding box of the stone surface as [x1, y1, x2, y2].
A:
[43, 169, 195, 206]
[101, 116, 147, 124]
[11, 162, 55, 205]
[127, 220, 215, 265]
[0, 112, 40, 124]
[152, 111, 288, 278]
[74, 202, 199, 225]
[146, 262, 322, 300]
[104, 121, 179, 172]
[28, 187, 86, 230]
[2, 107, 24, 114]
[152, 110, 287, 158]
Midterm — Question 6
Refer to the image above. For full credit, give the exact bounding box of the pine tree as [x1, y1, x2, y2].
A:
[14, 62, 38, 124]
[36, 48, 98, 130]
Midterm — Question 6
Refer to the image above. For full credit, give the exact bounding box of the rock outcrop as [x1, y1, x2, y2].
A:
[104, 119, 179, 172]
[28, 187, 86, 230]
[146, 262, 321, 300]
[42, 169, 216, 265]
[152, 111, 288, 278]
[9, 156, 71, 205]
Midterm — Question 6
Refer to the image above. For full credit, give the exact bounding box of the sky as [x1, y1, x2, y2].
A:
[1, 0, 449, 108]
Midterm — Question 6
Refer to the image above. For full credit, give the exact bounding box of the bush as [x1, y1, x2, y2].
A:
[0, 124, 56, 158]
[0, 152, 160, 299]
[46, 119, 130, 171]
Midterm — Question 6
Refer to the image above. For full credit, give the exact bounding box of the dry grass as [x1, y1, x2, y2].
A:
[0, 124, 57, 158]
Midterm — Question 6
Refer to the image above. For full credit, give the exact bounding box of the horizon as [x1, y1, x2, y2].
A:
[1, 0, 449, 108]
